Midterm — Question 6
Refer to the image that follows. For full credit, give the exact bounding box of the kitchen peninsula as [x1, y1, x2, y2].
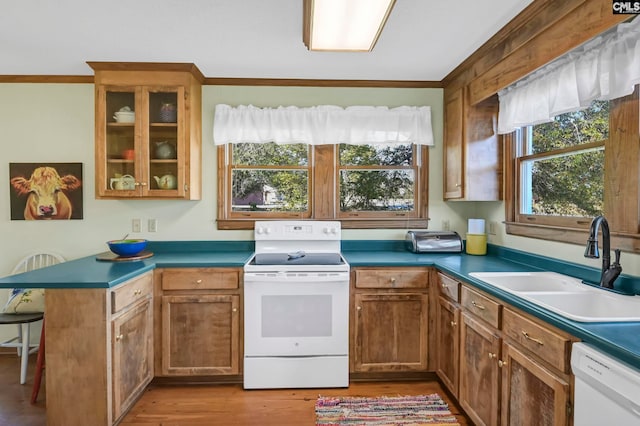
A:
[1, 240, 640, 426]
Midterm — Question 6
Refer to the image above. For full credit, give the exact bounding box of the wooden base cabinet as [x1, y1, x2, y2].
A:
[351, 267, 429, 374]
[500, 342, 571, 426]
[435, 296, 460, 396]
[157, 268, 242, 377]
[161, 294, 240, 375]
[45, 271, 154, 426]
[434, 272, 462, 397]
[353, 293, 429, 372]
[112, 298, 153, 420]
[459, 312, 502, 426]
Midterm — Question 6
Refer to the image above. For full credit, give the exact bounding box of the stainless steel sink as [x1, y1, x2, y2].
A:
[469, 271, 640, 322]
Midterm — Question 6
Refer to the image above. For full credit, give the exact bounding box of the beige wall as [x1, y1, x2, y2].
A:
[1, 82, 638, 347]
[0, 83, 475, 281]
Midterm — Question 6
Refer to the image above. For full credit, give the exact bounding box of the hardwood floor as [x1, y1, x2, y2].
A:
[0, 354, 470, 425]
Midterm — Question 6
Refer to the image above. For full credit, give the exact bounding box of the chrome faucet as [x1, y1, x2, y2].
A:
[584, 215, 622, 289]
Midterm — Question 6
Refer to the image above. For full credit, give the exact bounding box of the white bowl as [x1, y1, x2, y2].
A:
[114, 111, 135, 123]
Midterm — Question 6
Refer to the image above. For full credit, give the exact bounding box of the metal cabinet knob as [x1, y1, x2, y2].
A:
[488, 352, 497, 359]
[356, 306, 362, 311]
[116, 334, 124, 341]
[450, 321, 457, 327]
[498, 360, 506, 368]
[390, 277, 396, 284]
[196, 279, 203, 284]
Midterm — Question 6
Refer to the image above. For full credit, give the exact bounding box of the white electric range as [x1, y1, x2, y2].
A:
[243, 220, 349, 389]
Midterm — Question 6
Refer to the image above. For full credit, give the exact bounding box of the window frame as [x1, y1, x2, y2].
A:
[217, 144, 429, 230]
[504, 86, 640, 252]
[226, 143, 313, 219]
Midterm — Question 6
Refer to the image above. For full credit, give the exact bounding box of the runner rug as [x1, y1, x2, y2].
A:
[315, 394, 460, 425]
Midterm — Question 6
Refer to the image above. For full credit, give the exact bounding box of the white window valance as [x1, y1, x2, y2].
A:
[498, 16, 640, 134]
[213, 104, 434, 146]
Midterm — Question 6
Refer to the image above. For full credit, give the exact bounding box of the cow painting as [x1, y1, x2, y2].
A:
[9, 164, 83, 220]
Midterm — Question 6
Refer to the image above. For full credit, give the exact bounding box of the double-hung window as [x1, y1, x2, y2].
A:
[215, 105, 431, 229]
[515, 100, 608, 229]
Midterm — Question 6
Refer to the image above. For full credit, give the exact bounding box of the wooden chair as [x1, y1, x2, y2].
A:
[1, 253, 64, 386]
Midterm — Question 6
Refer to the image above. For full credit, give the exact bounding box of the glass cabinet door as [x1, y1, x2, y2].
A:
[105, 89, 139, 194]
[147, 89, 182, 195]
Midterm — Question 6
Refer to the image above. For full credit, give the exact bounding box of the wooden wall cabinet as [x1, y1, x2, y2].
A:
[157, 268, 241, 376]
[45, 271, 154, 426]
[89, 62, 203, 200]
[350, 267, 429, 374]
[443, 86, 502, 201]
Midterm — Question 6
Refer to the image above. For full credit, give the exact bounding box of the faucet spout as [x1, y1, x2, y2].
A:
[584, 215, 622, 289]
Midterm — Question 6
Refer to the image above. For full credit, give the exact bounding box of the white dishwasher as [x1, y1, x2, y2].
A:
[571, 342, 640, 424]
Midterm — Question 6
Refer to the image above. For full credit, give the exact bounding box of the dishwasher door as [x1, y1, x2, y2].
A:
[571, 342, 640, 425]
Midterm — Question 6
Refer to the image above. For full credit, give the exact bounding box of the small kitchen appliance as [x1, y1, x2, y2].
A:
[405, 230, 463, 253]
[243, 220, 349, 389]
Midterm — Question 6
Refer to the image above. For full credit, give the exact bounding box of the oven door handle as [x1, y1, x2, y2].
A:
[244, 272, 350, 283]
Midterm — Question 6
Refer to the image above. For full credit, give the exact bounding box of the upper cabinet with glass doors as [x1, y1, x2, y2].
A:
[89, 62, 203, 200]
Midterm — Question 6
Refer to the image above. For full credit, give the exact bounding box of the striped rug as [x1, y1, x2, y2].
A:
[315, 394, 460, 425]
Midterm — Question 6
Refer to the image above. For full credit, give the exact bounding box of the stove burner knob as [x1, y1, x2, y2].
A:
[264, 227, 271, 235]
[256, 227, 264, 235]
[330, 227, 338, 234]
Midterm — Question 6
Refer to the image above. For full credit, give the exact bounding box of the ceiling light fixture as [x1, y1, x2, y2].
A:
[303, 0, 396, 52]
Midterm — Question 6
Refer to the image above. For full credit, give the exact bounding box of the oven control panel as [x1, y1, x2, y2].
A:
[254, 220, 341, 241]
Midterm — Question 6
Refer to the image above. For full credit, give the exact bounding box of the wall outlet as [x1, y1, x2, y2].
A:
[148, 218, 158, 233]
[489, 221, 498, 235]
[132, 218, 141, 233]
[442, 219, 450, 231]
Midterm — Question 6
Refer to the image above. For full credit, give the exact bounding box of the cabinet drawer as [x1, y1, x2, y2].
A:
[437, 272, 460, 302]
[162, 268, 239, 290]
[111, 272, 153, 314]
[460, 286, 501, 328]
[355, 268, 428, 289]
[502, 308, 572, 373]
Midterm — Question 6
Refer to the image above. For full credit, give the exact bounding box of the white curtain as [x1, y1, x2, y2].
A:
[213, 104, 434, 146]
[498, 17, 640, 134]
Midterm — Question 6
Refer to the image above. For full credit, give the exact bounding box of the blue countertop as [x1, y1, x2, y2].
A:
[1, 239, 639, 370]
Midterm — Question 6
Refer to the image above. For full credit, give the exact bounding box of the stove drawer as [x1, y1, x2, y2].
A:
[161, 268, 239, 290]
[354, 268, 429, 289]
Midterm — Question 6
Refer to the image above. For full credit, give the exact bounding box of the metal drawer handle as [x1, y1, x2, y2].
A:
[522, 330, 544, 345]
[441, 283, 448, 288]
[196, 279, 203, 284]
[471, 300, 486, 310]
[134, 289, 142, 295]
[390, 277, 396, 284]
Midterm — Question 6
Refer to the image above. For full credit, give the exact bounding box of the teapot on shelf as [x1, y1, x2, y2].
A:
[153, 174, 177, 190]
[153, 141, 177, 159]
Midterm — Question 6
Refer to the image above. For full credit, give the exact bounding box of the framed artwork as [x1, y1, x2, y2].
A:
[9, 163, 83, 220]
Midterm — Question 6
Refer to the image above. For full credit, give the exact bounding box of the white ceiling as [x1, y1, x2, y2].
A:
[2, 0, 533, 81]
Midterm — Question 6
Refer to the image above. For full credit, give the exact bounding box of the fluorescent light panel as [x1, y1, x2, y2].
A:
[304, 0, 396, 51]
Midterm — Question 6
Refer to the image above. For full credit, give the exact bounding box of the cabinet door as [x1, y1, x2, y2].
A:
[352, 293, 428, 372]
[112, 298, 153, 421]
[435, 296, 460, 397]
[459, 312, 501, 426]
[500, 342, 571, 426]
[144, 86, 187, 198]
[444, 87, 464, 199]
[161, 294, 240, 375]
[97, 85, 141, 198]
